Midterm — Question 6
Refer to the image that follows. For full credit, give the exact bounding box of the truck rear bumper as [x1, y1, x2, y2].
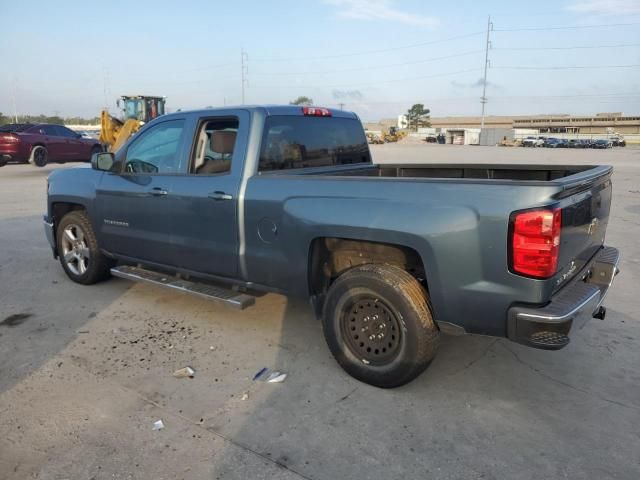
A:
[507, 246, 619, 350]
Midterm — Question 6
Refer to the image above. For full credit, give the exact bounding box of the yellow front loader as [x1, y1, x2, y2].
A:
[99, 95, 166, 152]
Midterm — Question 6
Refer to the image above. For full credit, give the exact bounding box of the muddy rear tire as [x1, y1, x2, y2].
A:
[322, 264, 440, 388]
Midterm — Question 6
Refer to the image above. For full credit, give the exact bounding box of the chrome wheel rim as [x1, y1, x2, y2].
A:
[61, 224, 90, 276]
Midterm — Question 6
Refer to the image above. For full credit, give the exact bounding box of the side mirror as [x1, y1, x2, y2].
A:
[92, 151, 114, 172]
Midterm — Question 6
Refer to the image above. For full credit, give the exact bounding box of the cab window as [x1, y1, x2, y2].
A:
[124, 120, 185, 174]
[191, 118, 239, 175]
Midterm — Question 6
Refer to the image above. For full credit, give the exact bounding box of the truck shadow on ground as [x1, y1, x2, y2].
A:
[206, 296, 640, 480]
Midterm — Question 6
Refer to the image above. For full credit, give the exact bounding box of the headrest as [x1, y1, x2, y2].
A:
[211, 130, 236, 155]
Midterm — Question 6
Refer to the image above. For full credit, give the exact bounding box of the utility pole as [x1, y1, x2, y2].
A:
[241, 49, 249, 104]
[11, 77, 18, 123]
[103, 68, 110, 111]
[480, 15, 492, 131]
[338, 102, 345, 110]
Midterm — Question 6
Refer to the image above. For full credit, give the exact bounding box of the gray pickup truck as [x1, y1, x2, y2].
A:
[44, 105, 619, 387]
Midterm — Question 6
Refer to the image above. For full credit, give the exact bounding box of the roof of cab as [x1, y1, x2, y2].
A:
[161, 105, 359, 120]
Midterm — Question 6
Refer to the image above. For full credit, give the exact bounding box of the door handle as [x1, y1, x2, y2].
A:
[208, 191, 233, 201]
[149, 187, 168, 196]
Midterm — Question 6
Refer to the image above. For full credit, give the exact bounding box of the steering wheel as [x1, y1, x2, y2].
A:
[125, 159, 158, 174]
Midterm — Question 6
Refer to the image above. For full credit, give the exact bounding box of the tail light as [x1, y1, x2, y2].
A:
[510, 208, 561, 278]
[302, 106, 332, 117]
[0, 134, 19, 143]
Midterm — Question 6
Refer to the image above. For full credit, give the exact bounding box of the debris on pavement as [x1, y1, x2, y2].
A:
[266, 371, 287, 383]
[241, 392, 249, 401]
[253, 367, 287, 383]
[253, 367, 268, 381]
[173, 366, 195, 378]
[152, 419, 165, 431]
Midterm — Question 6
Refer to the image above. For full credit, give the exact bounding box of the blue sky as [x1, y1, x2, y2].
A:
[1, 0, 639, 121]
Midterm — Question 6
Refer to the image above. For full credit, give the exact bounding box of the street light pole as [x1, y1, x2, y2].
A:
[480, 15, 492, 131]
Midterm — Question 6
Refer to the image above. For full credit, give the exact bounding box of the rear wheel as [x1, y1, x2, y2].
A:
[322, 264, 440, 388]
[30, 146, 48, 167]
[56, 210, 113, 285]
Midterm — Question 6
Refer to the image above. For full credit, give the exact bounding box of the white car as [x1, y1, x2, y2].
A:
[522, 136, 545, 147]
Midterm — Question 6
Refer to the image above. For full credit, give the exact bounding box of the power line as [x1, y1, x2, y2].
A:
[494, 43, 640, 51]
[251, 50, 483, 77]
[494, 22, 640, 32]
[252, 31, 484, 62]
[254, 68, 483, 90]
[494, 64, 640, 70]
[325, 93, 640, 104]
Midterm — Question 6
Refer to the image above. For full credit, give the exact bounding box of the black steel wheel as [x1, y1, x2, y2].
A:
[322, 264, 440, 388]
[340, 296, 402, 366]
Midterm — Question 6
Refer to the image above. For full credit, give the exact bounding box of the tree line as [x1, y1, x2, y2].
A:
[0, 112, 100, 126]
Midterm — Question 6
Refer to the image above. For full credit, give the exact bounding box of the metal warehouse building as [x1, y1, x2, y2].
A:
[428, 113, 640, 135]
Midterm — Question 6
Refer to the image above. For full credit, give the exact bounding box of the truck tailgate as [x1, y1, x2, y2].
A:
[555, 167, 612, 289]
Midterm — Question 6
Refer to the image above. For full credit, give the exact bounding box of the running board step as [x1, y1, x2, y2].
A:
[110, 265, 255, 310]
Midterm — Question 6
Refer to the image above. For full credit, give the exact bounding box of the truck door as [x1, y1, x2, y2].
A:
[95, 118, 188, 264]
[168, 112, 249, 278]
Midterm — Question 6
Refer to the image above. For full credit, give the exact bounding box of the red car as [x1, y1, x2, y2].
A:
[0, 123, 102, 167]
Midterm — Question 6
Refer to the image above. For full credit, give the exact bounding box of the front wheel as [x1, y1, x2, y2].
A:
[322, 264, 440, 388]
[56, 210, 113, 285]
[30, 146, 48, 167]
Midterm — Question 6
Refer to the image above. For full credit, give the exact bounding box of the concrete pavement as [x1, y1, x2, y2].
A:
[1, 146, 638, 479]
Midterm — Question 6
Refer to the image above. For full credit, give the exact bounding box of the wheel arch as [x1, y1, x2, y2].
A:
[29, 142, 47, 155]
[307, 237, 430, 314]
[51, 202, 87, 235]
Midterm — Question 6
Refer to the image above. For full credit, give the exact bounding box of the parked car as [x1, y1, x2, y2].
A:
[611, 136, 626, 147]
[592, 139, 613, 149]
[543, 137, 562, 148]
[44, 105, 619, 388]
[578, 139, 592, 148]
[521, 136, 544, 147]
[567, 139, 582, 148]
[0, 123, 102, 167]
[557, 139, 569, 148]
[78, 130, 100, 140]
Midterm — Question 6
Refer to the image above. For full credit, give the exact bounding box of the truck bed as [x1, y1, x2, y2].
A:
[376, 164, 593, 182]
[310, 163, 609, 187]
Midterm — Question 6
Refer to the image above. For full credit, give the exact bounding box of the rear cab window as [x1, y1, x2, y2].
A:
[258, 116, 371, 172]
